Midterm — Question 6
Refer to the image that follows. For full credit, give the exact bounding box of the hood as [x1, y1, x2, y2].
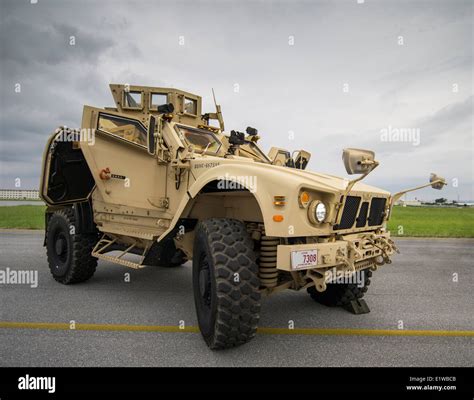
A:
[205, 158, 390, 197]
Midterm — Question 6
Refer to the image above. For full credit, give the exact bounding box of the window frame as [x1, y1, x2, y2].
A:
[122, 90, 144, 110]
[149, 92, 169, 111]
[183, 96, 198, 116]
[97, 112, 148, 149]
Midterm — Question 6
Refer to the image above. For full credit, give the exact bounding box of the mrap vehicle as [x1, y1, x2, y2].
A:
[40, 84, 446, 349]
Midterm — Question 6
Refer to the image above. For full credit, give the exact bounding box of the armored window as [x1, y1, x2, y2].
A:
[177, 125, 221, 154]
[123, 91, 143, 109]
[98, 114, 147, 147]
[184, 97, 197, 115]
[150, 93, 168, 110]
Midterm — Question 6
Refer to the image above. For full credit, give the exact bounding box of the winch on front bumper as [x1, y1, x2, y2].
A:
[276, 231, 399, 292]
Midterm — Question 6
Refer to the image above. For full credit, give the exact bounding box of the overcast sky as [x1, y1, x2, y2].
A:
[0, 0, 472, 200]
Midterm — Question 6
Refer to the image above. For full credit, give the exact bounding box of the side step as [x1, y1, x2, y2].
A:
[92, 235, 148, 269]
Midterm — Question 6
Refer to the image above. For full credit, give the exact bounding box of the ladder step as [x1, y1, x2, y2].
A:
[92, 251, 147, 269]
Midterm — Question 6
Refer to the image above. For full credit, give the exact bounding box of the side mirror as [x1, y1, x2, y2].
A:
[147, 115, 156, 155]
[293, 150, 311, 170]
[430, 173, 446, 190]
[342, 148, 378, 175]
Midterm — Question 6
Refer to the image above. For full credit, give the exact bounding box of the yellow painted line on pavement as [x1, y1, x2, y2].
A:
[257, 327, 474, 337]
[0, 321, 473, 337]
[0, 321, 199, 333]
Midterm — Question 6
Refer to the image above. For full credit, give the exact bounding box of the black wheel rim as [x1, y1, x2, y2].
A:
[198, 253, 212, 309]
[49, 225, 70, 276]
[54, 232, 68, 263]
[54, 232, 68, 262]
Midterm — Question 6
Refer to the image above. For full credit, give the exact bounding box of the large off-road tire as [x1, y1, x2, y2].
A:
[46, 208, 98, 284]
[192, 218, 261, 350]
[307, 269, 372, 307]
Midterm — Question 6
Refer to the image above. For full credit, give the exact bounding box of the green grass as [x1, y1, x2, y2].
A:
[0, 198, 43, 202]
[0, 205, 472, 238]
[0, 205, 46, 229]
[388, 206, 474, 238]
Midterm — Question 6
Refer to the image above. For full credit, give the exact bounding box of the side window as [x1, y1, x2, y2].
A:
[123, 91, 143, 109]
[98, 114, 147, 146]
[150, 93, 168, 110]
[184, 97, 197, 115]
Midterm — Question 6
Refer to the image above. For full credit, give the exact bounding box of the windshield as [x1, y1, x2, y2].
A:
[176, 125, 222, 154]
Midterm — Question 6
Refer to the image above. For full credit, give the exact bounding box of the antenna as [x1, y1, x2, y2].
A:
[212, 88, 217, 107]
[211, 88, 225, 132]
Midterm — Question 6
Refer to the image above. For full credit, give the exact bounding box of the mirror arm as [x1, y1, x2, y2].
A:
[389, 179, 447, 209]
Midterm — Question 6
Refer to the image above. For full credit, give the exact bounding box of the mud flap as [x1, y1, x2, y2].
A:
[343, 299, 370, 314]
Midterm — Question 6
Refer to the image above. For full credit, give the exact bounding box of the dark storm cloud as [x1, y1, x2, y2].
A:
[0, 0, 122, 189]
[0, 18, 115, 67]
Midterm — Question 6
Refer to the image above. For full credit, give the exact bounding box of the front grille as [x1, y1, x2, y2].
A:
[356, 201, 369, 227]
[334, 196, 361, 230]
[334, 196, 387, 230]
[367, 197, 387, 226]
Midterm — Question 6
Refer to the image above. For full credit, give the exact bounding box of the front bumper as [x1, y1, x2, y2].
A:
[276, 231, 397, 273]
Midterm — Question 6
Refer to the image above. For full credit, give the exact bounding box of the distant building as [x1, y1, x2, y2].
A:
[395, 199, 422, 207]
[0, 189, 40, 200]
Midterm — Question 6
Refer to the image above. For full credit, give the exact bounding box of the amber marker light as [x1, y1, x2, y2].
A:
[273, 215, 284, 222]
[299, 191, 310, 207]
[273, 195, 286, 206]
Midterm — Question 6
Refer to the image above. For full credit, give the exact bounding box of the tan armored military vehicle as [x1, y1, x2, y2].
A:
[40, 84, 445, 349]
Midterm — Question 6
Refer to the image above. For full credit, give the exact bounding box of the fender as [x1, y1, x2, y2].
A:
[158, 161, 321, 241]
[158, 163, 272, 241]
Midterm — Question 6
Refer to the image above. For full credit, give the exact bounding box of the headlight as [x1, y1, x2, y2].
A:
[315, 202, 326, 222]
[308, 200, 327, 224]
